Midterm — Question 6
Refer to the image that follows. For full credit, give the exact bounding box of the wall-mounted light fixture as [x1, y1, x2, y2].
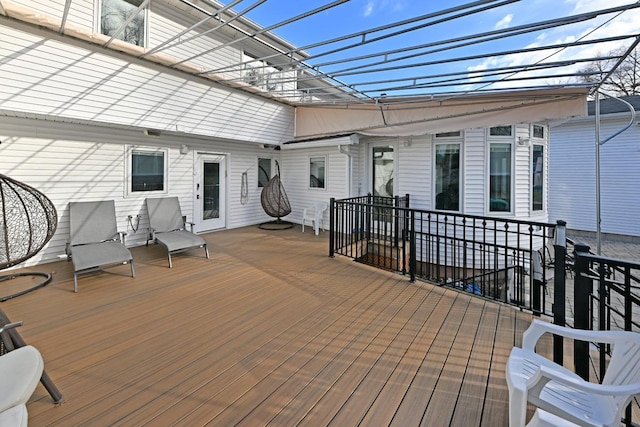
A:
[517, 137, 530, 146]
[179, 144, 189, 154]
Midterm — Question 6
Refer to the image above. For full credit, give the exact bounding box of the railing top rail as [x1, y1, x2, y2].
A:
[334, 197, 556, 230]
[574, 247, 640, 271]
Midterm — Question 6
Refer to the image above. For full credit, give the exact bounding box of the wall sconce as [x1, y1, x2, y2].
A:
[179, 144, 189, 154]
[517, 137, 530, 146]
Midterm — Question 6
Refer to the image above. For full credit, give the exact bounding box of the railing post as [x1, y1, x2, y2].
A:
[552, 220, 567, 364]
[329, 198, 335, 258]
[410, 209, 416, 282]
[573, 243, 592, 381]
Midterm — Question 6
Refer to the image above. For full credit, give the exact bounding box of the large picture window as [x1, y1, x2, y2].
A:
[435, 144, 460, 211]
[129, 148, 166, 194]
[489, 143, 512, 212]
[532, 145, 544, 211]
[100, 0, 146, 47]
[309, 156, 326, 189]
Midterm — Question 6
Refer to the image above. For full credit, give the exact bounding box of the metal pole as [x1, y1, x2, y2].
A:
[595, 93, 601, 255]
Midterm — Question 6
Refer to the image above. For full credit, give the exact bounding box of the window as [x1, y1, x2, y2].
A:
[434, 144, 460, 211]
[533, 124, 545, 139]
[532, 145, 544, 211]
[489, 125, 513, 137]
[309, 156, 326, 189]
[435, 131, 461, 138]
[100, 0, 146, 47]
[258, 158, 272, 187]
[489, 143, 511, 212]
[128, 148, 166, 194]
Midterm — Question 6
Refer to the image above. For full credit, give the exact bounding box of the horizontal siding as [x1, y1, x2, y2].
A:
[397, 136, 430, 210]
[463, 128, 486, 214]
[0, 117, 288, 267]
[0, 22, 294, 144]
[280, 146, 349, 226]
[549, 117, 640, 237]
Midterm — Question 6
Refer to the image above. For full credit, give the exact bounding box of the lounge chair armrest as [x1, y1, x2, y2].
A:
[522, 319, 633, 350]
[0, 321, 23, 334]
[527, 364, 640, 397]
[186, 222, 195, 232]
[117, 231, 128, 244]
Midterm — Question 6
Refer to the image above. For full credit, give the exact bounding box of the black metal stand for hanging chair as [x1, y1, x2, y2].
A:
[0, 173, 64, 403]
[258, 161, 294, 230]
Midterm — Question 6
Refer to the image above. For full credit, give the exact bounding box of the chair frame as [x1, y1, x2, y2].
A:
[506, 319, 640, 427]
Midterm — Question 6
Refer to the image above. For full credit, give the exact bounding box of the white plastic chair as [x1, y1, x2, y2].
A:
[302, 202, 329, 235]
[506, 319, 640, 427]
[0, 345, 44, 427]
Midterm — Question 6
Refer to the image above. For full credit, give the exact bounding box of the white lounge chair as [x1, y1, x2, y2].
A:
[302, 201, 329, 235]
[67, 200, 134, 292]
[145, 197, 209, 268]
[0, 344, 44, 427]
[506, 319, 640, 426]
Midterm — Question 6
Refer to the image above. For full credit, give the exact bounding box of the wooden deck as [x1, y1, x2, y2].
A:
[2, 226, 539, 427]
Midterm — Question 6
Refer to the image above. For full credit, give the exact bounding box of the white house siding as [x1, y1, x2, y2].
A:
[0, 21, 294, 145]
[397, 135, 430, 210]
[549, 116, 640, 237]
[0, 116, 282, 267]
[462, 128, 486, 214]
[280, 145, 349, 227]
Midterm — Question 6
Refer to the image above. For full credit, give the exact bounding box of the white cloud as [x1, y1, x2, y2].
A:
[495, 14, 513, 30]
[363, 1, 374, 17]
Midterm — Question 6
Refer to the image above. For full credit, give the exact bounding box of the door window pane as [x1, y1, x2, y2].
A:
[258, 158, 271, 187]
[131, 150, 164, 192]
[310, 156, 326, 188]
[435, 144, 460, 211]
[489, 143, 511, 212]
[101, 0, 146, 47]
[532, 145, 544, 211]
[372, 146, 394, 197]
[203, 162, 219, 220]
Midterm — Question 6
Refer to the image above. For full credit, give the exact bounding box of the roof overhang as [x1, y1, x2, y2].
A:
[294, 87, 589, 139]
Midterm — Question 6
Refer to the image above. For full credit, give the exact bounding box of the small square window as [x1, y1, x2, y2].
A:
[309, 156, 326, 189]
[258, 158, 272, 188]
[100, 0, 146, 47]
[533, 124, 545, 139]
[489, 125, 513, 137]
[127, 147, 167, 195]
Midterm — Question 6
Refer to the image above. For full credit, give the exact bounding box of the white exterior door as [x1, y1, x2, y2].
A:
[370, 143, 395, 196]
[194, 153, 226, 232]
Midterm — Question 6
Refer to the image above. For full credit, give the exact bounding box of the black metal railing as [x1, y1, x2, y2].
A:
[329, 195, 565, 317]
[573, 244, 640, 426]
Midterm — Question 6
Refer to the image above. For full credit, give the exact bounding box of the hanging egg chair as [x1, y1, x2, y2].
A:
[259, 161, 293, 230]
[0, 174, 58, 301]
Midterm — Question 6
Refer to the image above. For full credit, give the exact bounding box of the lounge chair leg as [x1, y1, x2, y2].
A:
[130, 261, 135, 278]
[168, 254, 172, 268]
[204, 245, 210, 259]
[74, 274, 78, 293]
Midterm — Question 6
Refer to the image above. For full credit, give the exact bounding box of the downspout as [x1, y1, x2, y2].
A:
[338, 134, 359, 198]
[594, 93, 636, 255]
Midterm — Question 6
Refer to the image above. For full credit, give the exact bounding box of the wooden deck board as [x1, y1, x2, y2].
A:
[1, 226, 537, 427]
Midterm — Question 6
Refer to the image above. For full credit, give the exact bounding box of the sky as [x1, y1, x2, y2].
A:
[219, 0, 640, 98]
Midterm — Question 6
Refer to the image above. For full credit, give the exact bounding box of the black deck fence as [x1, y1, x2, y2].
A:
[329, 195, 566, 318]
[572, 244, 640, 426]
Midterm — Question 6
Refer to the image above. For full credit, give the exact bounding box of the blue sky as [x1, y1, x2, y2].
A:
[229, 0, 639, 97]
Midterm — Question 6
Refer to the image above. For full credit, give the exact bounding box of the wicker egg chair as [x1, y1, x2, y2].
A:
[0, 174, 58, 301]
[259, 161, 293, 230]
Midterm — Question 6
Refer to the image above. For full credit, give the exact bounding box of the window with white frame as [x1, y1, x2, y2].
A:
[489, 143, 512, 212]
[533, 124, 545, 139]
[434, 143, 461, 211]
[258, 157, 272, 188]
[489, 125, 513, 137]
[532, 145, 544, 211]
[99, 0, 147, 47]
[127, 147, 167, 195]
[309, 156, 326, 189]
